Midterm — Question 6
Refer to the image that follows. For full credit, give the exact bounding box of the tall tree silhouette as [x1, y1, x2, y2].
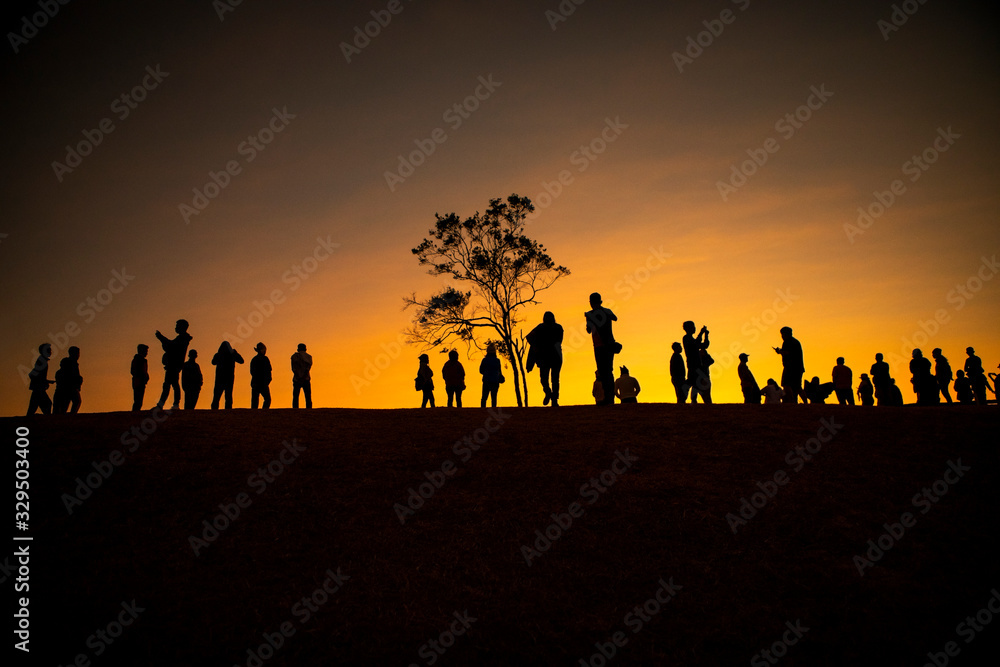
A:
[404, 195, 569, 407]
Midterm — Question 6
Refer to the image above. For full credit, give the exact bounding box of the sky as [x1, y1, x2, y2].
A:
[2, 0, 998, 415]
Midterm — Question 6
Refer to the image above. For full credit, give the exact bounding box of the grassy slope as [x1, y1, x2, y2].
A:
[10, 404, 1000, 665]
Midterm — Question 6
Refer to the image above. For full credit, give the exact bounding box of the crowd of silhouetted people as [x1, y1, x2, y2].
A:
[26, 318, 315, 415]
[23, 303, 999, 415]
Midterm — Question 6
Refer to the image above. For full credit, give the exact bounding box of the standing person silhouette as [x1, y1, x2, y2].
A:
[211, 341, 244, 409]
[526, 311, 564, 407]
[738, 353, 761, 404]
[26, 343, 55, 416]
[681, 321, 710, 404]
[592, 370, 604, 405]
[669, 342, 687, 403]
[53, 347, 83, 414]
[182, 350, 203, 410]
[931, 348, 953, 404]
[442, 350, 466, 408]
[832, 357, 854, 406]
[693, 345, 715, 404]
[131, 344, 150, 412]
[291, 343, 313, 409]
[155, 319, 192, 410]
[870, 353, 892, 406]
[479, 344, 502, 408]
[910, 349, 939, 405]
[614, 366, 641, 403]
[250, 342, 272, 409]
[857, 373, 874, 406]
[417, 353, 435, 408]
[585, 293, 618, 406]
[773, 327, 804, 404]
[954, 371, 973, 404]
[964, 347, 988, 405]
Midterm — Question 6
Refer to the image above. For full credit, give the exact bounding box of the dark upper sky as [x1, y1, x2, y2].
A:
[2, 0, 998, 413]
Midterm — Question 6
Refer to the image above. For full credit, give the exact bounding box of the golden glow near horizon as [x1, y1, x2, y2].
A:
[2, 1, 998, 415]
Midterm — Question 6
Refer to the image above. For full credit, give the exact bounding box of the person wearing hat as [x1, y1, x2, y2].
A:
[585, 292, 619, 405]
[857, 373, 875, 406]
[614, 366, 641, 404]
[964, 346, 988, 405]
[417, 353, 435, 408]
[291, 343, 313, 408]
[250, 342, 272, 409]
[737, 353, 760, 404]
[773, 326, 804, 404]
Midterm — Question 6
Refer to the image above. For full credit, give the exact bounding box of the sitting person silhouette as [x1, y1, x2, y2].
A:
[803, 376, 835, 404]
[614, 366, 641, 404]
[760, 378, 784, 404]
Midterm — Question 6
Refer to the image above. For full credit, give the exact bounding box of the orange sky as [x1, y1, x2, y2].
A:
[2, 0, 998, 415]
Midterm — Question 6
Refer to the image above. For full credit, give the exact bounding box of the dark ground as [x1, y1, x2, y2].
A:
[6, 404, 999, 665]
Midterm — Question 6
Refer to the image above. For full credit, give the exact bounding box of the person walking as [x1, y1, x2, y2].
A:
[479, 344, 503, 408]
[526, 311, 564, 407]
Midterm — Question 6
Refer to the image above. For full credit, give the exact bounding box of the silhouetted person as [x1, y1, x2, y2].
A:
[592, 371, 604, 405]
[211, 341, 244, 409]
[27, 343, 54, 416]
[479, 344, 502, 408]
[682, 321, 711, 403]
[738, 353, 760, 404]
[774, 326, 804, 404]
[910, 349, 939, 405]
[832, 357, 854, 406]
[870, 353, 892, 406]
[417, 353, 435, 408]
[884, 378, 905, 406]
[291, 343, 313, 408]
[250, 342, 272, 409]
[131, 344, 150, 412]
[761, 378, 784, 404]
[955, 370, 973, 404]
[155, 319, 192, 410]
[614, 366, 641, 403]
[442, 350, 466, 408]
[182, 350, 203, 410]
[803, 376, 835, 404]
[965, 347, 988, 405]
[990, 364, 1000, 406]
[53, 346, 83, 414]
[857, 373, 874, 407]
[669, 342, 687, 403]
[931, 348, 953, 404]
[693, 345, 715, 403]
[526, 311, 564, 407]
[586, 293, 618, 405]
